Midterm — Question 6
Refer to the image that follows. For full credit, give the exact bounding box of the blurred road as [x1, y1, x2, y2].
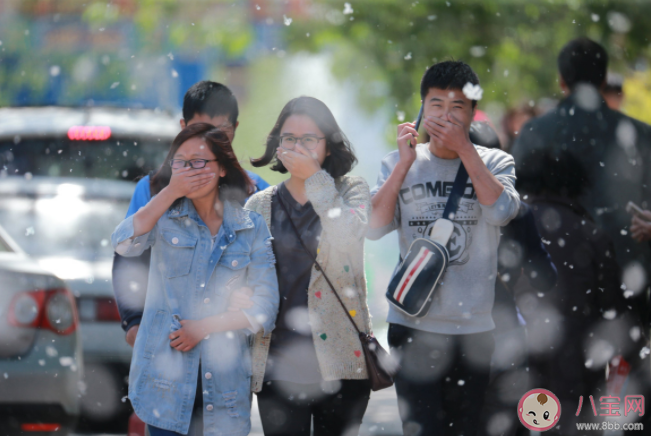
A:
[248, 385, 402, 436]
[75, 386, 402, 436]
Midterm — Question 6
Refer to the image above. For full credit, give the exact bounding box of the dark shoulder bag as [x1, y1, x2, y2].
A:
[386, 163, 469, 317]
[275, 188, 395, 391]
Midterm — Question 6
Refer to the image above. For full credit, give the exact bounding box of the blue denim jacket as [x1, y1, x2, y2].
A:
[111, 198, 279, 436]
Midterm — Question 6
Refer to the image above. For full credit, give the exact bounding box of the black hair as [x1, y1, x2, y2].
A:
[182, 81, 239, 125]
[558, 38, 608, 90]
[150, 123, 254, 205]
[469, 121, 501, 150]
[420, 61, 480, 108]
[250, 96, 357, 179]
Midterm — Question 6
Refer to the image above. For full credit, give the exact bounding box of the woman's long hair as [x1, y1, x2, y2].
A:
[250, 96, 357, 178]
[150, 123, 254, 206]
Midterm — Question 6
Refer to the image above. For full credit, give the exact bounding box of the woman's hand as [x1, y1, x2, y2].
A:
[228, 287, 254, 312]
[165, 166, 215, 199]
[630, 211, 651, 242]
[276, 143, 321, 180]
[169, 319, 208, 352]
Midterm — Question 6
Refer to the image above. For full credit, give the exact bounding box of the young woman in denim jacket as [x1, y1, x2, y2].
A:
[111, 123, 279, 436]
[232, 97, 374, 436]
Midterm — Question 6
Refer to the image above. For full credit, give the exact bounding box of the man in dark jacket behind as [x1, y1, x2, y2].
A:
[517, 151, 646, 434]
[511, 38, 651, 434]
[511, 37, 651, 331]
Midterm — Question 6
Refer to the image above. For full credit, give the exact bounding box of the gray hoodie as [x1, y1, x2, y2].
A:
[368, 143, 520, 334]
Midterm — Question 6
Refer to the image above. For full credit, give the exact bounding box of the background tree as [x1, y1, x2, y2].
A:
[285, 0, 651, 120]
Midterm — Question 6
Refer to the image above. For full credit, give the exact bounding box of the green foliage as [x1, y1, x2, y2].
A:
[285, 0, 651, 117]
[623, 70, 651, 125]
[83, 0, 255, 58]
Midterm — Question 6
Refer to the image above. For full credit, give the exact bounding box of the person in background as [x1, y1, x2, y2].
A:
[469, 120, 502, 150]
[514, 149, 645, 435]
[630, 209, 651, 242]
[470, 122, 557, 436]
[602, 72, 625, 111]
[511, 37, 651, 352]
[111, 123, 279, 436]
[113, 81, 270, 348]
[513, 38, 651, 433]
[500, 104, 538, 153]
[367, 61, 520, 436]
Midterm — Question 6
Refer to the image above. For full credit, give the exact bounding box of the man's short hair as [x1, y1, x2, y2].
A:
[420, 61, 480, 108]
[182, 81, 239, 125]
[558, 38, 608, 90]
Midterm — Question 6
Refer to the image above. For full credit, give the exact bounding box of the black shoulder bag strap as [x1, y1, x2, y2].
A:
[441, 162, 469, 222]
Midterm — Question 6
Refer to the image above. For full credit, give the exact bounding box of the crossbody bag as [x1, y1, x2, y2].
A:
[386, 162, 469, 317]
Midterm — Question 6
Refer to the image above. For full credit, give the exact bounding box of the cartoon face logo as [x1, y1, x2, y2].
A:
[517, 389, 561, 432]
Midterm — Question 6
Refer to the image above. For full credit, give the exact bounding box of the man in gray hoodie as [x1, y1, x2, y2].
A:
[368, 61, 520, 436]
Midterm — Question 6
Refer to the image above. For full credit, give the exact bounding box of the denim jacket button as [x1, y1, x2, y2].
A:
[172, 237, 179, 245]
[231, 260, 238, 267]
[203, 298, 210, 304]
[206, 404, 213, 411]
[205, 372, 212, 380]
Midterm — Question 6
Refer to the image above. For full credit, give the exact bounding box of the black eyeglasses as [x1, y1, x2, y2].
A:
[169, 159, 217, 169]
[279, 135, 326, 150]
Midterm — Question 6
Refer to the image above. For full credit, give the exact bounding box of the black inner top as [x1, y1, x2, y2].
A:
[264, 182, 323, 383]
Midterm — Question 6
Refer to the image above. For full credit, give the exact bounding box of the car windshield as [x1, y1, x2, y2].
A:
[0, 137, 168, 181]
[0, 194, 129, 261]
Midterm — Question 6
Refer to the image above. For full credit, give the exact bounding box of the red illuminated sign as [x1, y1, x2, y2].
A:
[67, 126, 111, 141]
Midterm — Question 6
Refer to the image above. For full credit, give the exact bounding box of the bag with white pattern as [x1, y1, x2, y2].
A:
[386, 163, 468, 317]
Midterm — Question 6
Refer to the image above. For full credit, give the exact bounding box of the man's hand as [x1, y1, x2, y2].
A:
[228, 287, 254, 312]
[165, 166, 215, 199]
[276, 143, 321, 180]
[396, 122, 418, 169]
[169, 319, 208, 353]
[368, 121, 419, 231]
[630, 210, 651, 242]
[424, 114, 473, 155]
[126, 325, 139, 347]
